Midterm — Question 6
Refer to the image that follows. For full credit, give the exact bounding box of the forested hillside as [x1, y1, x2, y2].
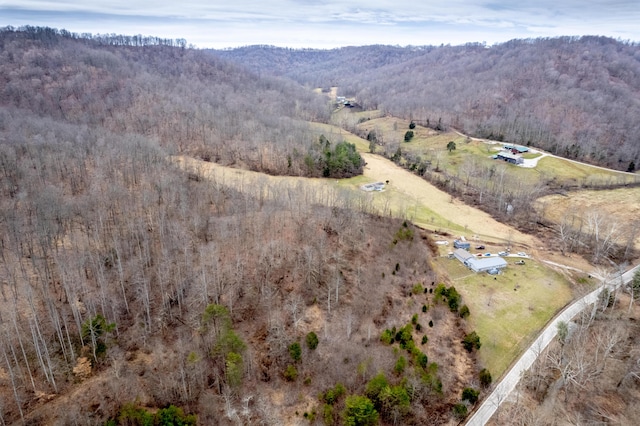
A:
[0, 26, 365, 178]
[216, 37, 640, 171]
[0, 27, 484, 425]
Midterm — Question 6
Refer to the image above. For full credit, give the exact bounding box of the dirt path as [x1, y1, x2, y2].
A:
[361, 153, 538, 248]
[174, 154, 539, 249]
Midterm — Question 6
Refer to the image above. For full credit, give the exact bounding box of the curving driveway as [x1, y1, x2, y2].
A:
[465, 264, 639, 425]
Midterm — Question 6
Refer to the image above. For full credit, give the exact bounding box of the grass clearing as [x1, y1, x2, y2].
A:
[535, 156, 640, 186]
[435, 257, 574, 377]
[352, 115, 640, 188]
[536, 186, 640, 251]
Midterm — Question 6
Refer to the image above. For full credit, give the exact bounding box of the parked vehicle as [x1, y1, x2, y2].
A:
[515, 260, 525, 265]
[484, 253, 491, 257]
[498, 251, 508, 256]
[475, 245, 485, 250]
[517, 252, 527, 257]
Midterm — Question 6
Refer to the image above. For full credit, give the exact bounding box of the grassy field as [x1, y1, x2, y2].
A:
[435, 257, 575, 377]
[354, 116, 640, 188]
[305, 121, 538, 245]
[534, 156, 639, 186]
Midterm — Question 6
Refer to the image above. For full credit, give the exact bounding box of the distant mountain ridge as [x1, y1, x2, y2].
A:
[214, 37, 640, 171]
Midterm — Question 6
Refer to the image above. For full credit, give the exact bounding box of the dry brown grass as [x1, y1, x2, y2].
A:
[536, 187, 640, 251]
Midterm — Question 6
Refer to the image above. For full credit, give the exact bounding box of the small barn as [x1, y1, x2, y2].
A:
[465, 257, 508, 273]
[453, 239, 471, 249]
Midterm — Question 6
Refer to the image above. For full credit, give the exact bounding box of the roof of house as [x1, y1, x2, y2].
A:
[496, 151, 521, 161]
[453, 248, 474, 261]
[465, 256, 508, 271]
[503, 145, 529, 153]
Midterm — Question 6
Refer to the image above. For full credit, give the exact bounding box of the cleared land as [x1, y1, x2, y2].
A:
[355, 117, 640, 188]
[436, 257, 574, 376]
[536, 186, 640, 251]
[537, 186, 640, 225]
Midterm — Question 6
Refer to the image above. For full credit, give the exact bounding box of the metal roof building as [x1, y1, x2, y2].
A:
[464, 256, 508, 273]
[453, 248, 474, 263]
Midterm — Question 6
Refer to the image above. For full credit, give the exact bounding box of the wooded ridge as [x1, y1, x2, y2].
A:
[215, 37, 640, 171]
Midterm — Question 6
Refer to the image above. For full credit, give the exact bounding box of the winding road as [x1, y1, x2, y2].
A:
[465, 264, 639, 425]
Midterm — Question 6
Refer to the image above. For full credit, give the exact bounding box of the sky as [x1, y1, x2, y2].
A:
[2, 1, 640, 49]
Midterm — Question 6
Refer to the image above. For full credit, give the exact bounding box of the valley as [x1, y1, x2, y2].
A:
[1, 26, 640, 425]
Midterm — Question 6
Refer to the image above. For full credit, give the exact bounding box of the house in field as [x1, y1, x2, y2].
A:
[495, 151, 524, 165]
[464, 256, 508, 273]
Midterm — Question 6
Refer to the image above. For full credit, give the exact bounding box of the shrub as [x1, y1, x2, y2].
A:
[462, 331, 481, 352]
[447, 286, 461, 312]
[380, 385, 411, 420]
[409, 121, 416, 129]
[411, 314, 418, 325]
[323, 404, 334, 425]
[395, 325, 414, 350]
[289, 342, 302, 362]
[306, 331, 319, 350]
[415, 323, 422, 332]
[303, 409, 316, 422]
[284, 364, 298, 381]
[416, 352, 428, 369]
[323, 383, 346, 405]
[404, 130, 414, 142]
[421, 335, 428, 345]
[422, 304, 427, 313]
[394, 224, 414, 243]
[453, 403, 468, 419]
[116, 403, 196, 426]
[459, 304, 470, 319]
[380, 329, 394, 345]
[394, 356, 407, 376]
[461, 387, 480, 404]
[479, 368, 492, 388]
[428, 320, 433, 328]
[365, 373, 389, 405]
[433, 283, 447, 302]
[343, 395, 378, 426]
[412, 283, 424, 295]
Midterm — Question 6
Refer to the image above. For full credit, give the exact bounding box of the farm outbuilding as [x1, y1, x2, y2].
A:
[464, 257, 508, 273]
[453, 239, 471, 249]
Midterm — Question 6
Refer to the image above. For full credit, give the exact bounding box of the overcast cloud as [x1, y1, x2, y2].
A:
[2, 1, 639, 48]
